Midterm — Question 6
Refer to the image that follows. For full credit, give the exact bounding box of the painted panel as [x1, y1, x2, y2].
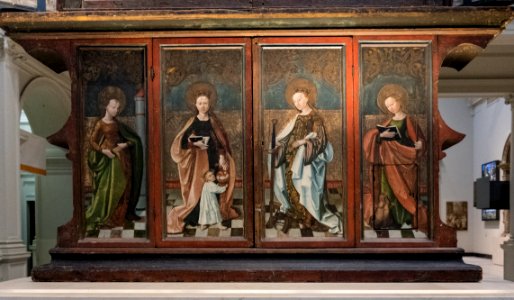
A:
[359, 41, 432, 240]
[79, 46, 148, 240]
[161, 44, 249, 242]
[256, 41, 348, 244]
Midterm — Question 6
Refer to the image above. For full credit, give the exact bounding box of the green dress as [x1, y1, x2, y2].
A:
[85, 119, 143, 231]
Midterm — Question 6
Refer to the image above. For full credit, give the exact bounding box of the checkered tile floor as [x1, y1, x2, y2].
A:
[264, 187, 345, 238]
[84, 210, 147, 239]
[83, 188, 427, 240]
[166, 189, 245, 238]
[362, 212, 428, 240]
[166, 187, 346, 239]
[363, 228, 427, 240]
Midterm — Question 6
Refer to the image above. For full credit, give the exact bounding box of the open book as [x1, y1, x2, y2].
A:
[188, 135, 204, 142]
[376, 124, 402, 140]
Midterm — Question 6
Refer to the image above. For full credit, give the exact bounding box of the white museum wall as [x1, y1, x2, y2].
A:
[34, 145, 72, 266]
[439, 98, 474, 251]
[439, 97, 510, 255]
[471, 98, 511, 256]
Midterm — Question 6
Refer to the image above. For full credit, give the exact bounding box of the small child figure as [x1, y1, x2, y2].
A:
[199, 170, 228, 230]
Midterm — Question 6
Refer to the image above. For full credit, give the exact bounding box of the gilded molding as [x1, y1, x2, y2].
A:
[0, 7, 512, 33]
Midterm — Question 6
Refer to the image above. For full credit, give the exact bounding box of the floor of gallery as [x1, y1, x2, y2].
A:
[0, 256, 513, 299]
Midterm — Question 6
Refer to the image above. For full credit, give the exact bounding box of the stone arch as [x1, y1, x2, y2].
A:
[20, 75, 71, 138]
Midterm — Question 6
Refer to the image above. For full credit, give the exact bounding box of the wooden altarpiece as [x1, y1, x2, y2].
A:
[0, 3, 512, 282]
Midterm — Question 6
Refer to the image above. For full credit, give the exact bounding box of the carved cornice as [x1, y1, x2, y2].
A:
[504, 93, 514, 106]
[439, 79, 514, 96]
[0, 7, 512, 33]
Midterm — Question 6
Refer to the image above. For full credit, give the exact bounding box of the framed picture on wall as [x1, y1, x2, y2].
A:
[481, 209, 499, 221]
[481, 160, 500, 181]
[446, 201, 468, 231]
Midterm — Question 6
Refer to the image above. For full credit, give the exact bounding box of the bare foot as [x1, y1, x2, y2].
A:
[214, 223, 227, 230]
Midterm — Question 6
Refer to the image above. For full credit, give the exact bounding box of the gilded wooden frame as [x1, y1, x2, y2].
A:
[73, 39, 155, 247]
[355, 36, 434, 246]
[154, 37, 254, 248]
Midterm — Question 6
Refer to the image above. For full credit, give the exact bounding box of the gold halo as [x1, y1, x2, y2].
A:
[98, 86, 126, 114]
[376, 84, 409, 114]
[285, 78, 317, 108]
[185, 81, 218, 112]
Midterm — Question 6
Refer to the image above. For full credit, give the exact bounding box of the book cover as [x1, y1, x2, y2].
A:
[376, 124, 402, 140]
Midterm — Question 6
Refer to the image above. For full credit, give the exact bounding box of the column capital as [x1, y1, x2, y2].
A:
[0, 33, 29, 67]
[1, 36, 29, 64]
[505, 94, 514, 106]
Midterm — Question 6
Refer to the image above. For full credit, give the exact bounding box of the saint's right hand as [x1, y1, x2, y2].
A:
[267, 146, 280, 154]
[192, 140, 209, 150]
[380, 130, 396, 139]
[102, 149, 115, 158]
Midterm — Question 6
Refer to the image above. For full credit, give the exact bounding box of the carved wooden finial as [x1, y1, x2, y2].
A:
[435, 110, 466, 160]
[442, 43, 484, 72]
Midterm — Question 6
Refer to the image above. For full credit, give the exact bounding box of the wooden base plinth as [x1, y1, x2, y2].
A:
[31, 248, 482, 282]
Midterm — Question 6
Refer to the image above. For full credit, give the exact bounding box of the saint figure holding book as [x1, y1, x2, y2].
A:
[167, 82, 239, 234]
[362, 84, 427, 232]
